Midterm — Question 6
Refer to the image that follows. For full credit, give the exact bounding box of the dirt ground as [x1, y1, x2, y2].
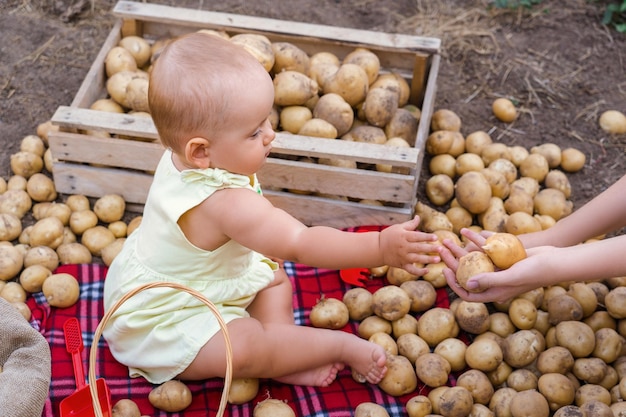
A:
[1, 0, 625, 229]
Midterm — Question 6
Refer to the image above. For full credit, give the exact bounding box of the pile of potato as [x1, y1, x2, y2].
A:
[0, 126, 141, 319]
[98, 30, 421, 202]
[304, 105, 626, 417]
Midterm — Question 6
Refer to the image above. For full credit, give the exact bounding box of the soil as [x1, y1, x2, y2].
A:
[1, 0, 625, 230]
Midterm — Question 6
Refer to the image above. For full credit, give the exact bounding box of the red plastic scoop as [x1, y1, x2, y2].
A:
[59, 317, 112, 417]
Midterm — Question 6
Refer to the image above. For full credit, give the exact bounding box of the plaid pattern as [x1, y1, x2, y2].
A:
[27, 226, 456, 417]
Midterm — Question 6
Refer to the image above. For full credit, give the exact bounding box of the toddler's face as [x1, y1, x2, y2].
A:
[207, 68, 276, 176]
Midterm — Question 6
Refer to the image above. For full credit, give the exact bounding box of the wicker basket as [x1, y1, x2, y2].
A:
[88, 282, 234, 417]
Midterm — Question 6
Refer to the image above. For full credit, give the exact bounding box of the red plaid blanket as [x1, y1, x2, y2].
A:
[27, 226, 454, 417]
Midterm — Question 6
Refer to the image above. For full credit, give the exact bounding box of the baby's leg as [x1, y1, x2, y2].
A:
[178, 319, 387, 387]
[246, 266, 294, 325]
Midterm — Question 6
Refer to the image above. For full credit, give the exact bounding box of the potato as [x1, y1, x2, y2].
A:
[560, 147, 586, 172]
[371, 285, 411, 322]
[431, 109, 461, 132]
[481, 233, 526, 269]
[481, 143, 512, 165]
[425, 174, 455, 206]
[503, 329, 541, 368]
[42, 272, 80, 308]
[149, 380, 192, 412]
[29, 216, 64, 249]
[422, 262, 448, 288]
[417, 307, 459, 347]
[434, 337, 467, 372]
[279, 106, 312, 134]
[362, 87, 398, 127]
[508, 145, 529, 167]
[603, 286, 626, 319]
[105, 46, 138, 77]
[537, 346, 575, 375]
[297, 118, 337, 139]
[477, 197, 507, 232]
[56, 242, 93, 265]
[575, 384, 611, 407]
[465, 131, 492, 155]
[572, 357, 608, 384]
[488, 158, 518, 184]
[510, 389, 549, 417]
[100, 238, 126, 266]
[391, 314, 418, 338]
[19, 264, 52, 293]
[20, 134, 46, 157]
[598, 109, 626, 134]
[465, 337, 503, 372]
[555, 320, 596, 358]
[119, 35, 151, 68]
[125, 77, 150, 112]
[24, 245, 59, 271]
[313, 93, 354, 136]
[25, 173, 56, 202]
[111, 398, 141, 417]
[456, 369, 494, 406]
[10, 151, 43, 179]
[41, 203, 72, 226]
[507, 368, 538, 391]
[309, 296, 349, 329]
[384, 108, 418, 145]
[531, 143, 562, 169]
[455, 251, 495, 293]
[324, 63, 369, 106]
[369, 332, 398, 355]
[271, 42, 309, 74]
[395, 333, 429, 365]
[538, 373, 576, 411]
[230, 33, 275, 72]
[544, 169, 572, 199]
[253, 398, 295, 417]
[81, 225, 116, 257]
[106, 70, 149, 108]
[400, 280, 437, 313]
[69, 210, 99, 236]
[108, 221, 127, 238]
[534, 188, 573, 221]
[0, 213, 22, 242]
[505, 211, 542, 235]
[227, 378, 259, 405]
[508, 298, 537, 330]
[426, 130, 460, 155]
[354, 402, 390, 417]
[548, 293, 584, 325]
[370, 73, 411, 108]
[348, 124, 387, 145]
[415, 352, 451, 388]
[429, 154, 456, 178]
[455, 171, 492, 214]
[454, 153, 484, 175]
[357, 315, 392, 339]
[454, 301, 490, 335]
[306, 51, 340, 89]
[342, 287, 374, 321]
[0, 281, 26, 304]
[405, 395, 432, 417]
[94, 194, 126, 223]
[65, 194, 91, 212]
[492, 98, 518, 122]
[519, 153, 549, 182]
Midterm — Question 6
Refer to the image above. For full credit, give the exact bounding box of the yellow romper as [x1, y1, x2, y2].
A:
[102, 149, 278, 384]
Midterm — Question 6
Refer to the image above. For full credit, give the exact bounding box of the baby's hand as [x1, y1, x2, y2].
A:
[380, 216, 441, 276]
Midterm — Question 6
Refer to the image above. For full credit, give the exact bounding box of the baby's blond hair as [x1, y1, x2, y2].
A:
[148, 32, 266, 152]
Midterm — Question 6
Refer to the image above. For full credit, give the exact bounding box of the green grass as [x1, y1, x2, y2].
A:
[601, 1, 626, 32]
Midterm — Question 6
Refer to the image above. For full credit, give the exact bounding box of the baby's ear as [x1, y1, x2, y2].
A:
[185, 137, 211, 168]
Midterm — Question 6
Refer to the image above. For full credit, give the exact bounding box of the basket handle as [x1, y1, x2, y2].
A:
[88, 281, 234, 417]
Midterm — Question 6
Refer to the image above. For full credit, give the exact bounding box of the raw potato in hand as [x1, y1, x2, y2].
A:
[455, 251, 495, 293]
[482, 232, 527, 269]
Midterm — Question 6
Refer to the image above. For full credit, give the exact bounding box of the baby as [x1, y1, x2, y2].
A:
[103, 32, 440, 388]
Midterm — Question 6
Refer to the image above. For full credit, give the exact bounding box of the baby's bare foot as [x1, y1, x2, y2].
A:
[350, 344, 387, 384]
[274, 362, 345, 387]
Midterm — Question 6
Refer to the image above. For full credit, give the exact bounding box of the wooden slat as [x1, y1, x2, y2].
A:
[263, 190, 412, 227]
[50, 106, 421, 167]
[70, 20, 123, 108]
[51, 162, 154, 204]
[258, 158, 415, 203]
[113, 1, 440, 53]
[48, 130, 164, 172]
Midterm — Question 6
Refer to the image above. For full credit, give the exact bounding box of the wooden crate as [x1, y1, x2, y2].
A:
[49, 1, 441, 228]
